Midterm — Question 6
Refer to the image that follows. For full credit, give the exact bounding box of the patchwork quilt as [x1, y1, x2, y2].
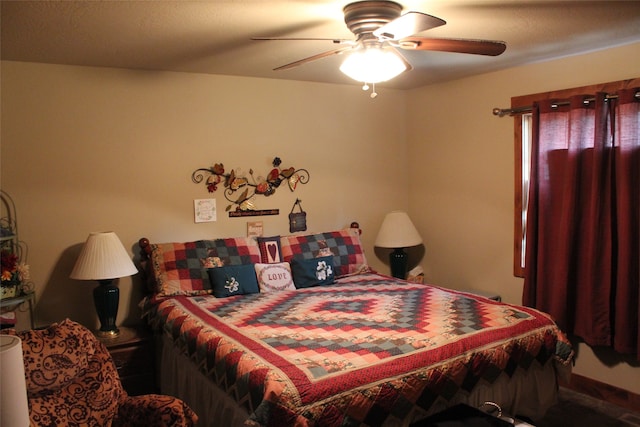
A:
[144, 273, 573, 426]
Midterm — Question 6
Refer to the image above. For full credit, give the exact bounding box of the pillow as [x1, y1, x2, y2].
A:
[257, 235, 282, 263]
[291, 255, 335, 288]
[149, 237, 261, 296]
[208, 264, 260, 298]
[280, 228, 369, 278]
[254, 262, 296, 292]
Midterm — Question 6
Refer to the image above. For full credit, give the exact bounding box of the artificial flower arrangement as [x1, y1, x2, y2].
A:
[1, 249, 30, 298]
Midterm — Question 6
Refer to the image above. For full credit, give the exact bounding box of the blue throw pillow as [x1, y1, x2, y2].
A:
[207, 264, 259, 298]
[291, 255, 335, 288]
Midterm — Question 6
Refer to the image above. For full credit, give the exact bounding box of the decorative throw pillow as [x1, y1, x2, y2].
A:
[254, 262, 296, 292]
[208, 264, 259, 298]
[257, 236, 282, 263]
[291, 255, 335, 288]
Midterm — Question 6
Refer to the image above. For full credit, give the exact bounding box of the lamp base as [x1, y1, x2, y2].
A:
[389, 248, 408, 279]
[95, 328, 120, 339]
[93, 280, 120, 338]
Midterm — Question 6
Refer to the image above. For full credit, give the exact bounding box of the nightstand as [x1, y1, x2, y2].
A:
[97, 326, 156, 396]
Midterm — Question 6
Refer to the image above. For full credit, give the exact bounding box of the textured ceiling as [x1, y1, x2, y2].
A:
[2, 1, 640, 90]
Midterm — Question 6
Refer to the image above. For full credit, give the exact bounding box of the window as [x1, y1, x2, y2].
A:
[516, 114, 532, 277]
[511, 78, 638, 277]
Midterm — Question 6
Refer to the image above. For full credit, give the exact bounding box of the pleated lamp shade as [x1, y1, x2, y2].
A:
[0, 335, 30, 427]
[375, 211, 423, 279]
[70, 232, 137, 280]
[375, 211, 423, 249]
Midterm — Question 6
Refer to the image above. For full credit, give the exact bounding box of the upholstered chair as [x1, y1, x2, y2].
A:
[5, 318, 197, 427]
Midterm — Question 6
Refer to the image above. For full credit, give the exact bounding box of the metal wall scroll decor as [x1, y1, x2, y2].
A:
[192, 157, 310, 214]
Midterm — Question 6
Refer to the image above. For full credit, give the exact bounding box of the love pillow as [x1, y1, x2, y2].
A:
[254, 262, 295, 292]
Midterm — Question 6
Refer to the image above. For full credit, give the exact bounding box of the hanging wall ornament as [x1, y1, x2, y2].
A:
[191, 157, 310, 213]
[288, 198, 307, 233]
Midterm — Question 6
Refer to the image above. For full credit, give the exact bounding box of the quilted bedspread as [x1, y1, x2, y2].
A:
[144, 273, 573, 427]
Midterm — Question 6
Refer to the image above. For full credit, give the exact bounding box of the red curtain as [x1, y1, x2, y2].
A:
[523, 89, 640, 358]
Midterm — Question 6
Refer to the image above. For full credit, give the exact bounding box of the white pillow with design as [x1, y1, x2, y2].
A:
[254, 262, 296, 292]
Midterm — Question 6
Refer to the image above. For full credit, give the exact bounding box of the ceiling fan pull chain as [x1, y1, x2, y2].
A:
[360, 82, 378, 98]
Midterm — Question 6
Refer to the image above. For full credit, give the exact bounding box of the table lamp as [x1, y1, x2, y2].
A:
[0, 335, 30, 427]
[70, 231, 138, 338]
[375, 211, 423, 279]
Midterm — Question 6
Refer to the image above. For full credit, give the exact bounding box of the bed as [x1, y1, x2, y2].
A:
[138, 227, 573, 427]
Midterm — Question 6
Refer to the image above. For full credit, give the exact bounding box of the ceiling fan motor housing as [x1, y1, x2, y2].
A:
[343, 1, 402, 40]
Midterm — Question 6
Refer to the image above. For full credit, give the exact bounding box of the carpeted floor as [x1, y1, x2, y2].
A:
[532, 388, 640, 427]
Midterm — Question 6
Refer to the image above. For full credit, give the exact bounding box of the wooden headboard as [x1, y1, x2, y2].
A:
[137, 237, 155, 295]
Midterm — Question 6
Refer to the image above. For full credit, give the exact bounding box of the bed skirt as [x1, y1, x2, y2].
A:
[159, 333, 249, 427]
[156, 332, 569, 426]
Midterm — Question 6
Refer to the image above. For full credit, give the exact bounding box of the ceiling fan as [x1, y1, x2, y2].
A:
[252, 0, 506, 92]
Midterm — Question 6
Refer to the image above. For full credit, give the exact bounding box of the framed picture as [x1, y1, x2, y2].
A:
[194, 198, 217, 223]
[247, 221, 264, 237]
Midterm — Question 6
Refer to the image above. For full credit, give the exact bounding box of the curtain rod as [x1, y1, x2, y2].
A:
[492, 91, 640, 117]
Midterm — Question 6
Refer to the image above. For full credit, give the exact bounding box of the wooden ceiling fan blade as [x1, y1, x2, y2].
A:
[273, 46, 354, 71]
[251, 36, 354, 45]
[373, 12, 446, 40]
[399, 37, 506, 56]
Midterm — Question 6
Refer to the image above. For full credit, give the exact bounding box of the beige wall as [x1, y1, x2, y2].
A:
[406, 42, 640, 394]
[1, 61, 407, 329]
[2, 41, 639, 395]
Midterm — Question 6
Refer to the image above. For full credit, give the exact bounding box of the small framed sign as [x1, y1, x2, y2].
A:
[247, 221, 264, 237]
[194, 198, 217, 223]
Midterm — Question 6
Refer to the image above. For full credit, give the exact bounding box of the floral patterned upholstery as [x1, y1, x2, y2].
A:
[6, 318, 197, 427]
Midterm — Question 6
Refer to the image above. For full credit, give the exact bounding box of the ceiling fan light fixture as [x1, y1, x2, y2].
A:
[339, 48, 407, 83]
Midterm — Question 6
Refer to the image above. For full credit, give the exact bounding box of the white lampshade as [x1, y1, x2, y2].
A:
[70, 232, 138, 280]
[1, 335, 30, 427]
[339, 48, 408, 83]
[375, 211, 423, 249]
